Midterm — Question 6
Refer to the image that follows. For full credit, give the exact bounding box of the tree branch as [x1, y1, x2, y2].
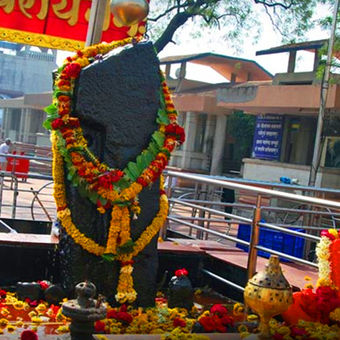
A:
[153, 0, 220, 53]
[254, 0, 293, 10]
[154, 11, 193, 53]
[263, 5, 285, 36]
[148, 3, 189, 22]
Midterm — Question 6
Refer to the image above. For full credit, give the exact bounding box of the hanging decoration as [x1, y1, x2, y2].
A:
[0, 0, 150, 51]
[110, 0, 149, 26]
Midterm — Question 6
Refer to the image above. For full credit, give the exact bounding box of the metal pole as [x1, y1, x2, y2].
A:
[12, 177, 18, 219]
[160, 176, 173, 240]
[85, 0, 108, 46]
[197, 184, 208, 240]
[30, 188, 53, 222]
[309, 0, 340, 186]
[189, 183, 200, 236]
[0, 173, 4, 216]
[247, 195, 262, 279]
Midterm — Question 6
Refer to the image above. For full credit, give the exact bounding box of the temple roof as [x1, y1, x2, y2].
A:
[256, 39, 327, 56]
[160, 52, 273, 82]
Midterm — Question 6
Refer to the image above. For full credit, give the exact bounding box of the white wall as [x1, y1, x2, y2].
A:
[242, 158, 323, 187]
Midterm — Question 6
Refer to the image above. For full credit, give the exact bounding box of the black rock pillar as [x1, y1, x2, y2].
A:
[58, 42, 161, 307]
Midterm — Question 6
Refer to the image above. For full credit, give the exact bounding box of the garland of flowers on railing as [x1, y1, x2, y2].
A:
[46, 36, 184, 304]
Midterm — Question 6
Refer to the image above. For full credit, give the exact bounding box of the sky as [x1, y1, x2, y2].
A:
[56, 3, 333, 84]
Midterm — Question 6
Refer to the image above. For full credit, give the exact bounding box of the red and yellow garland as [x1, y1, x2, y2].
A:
[282, 228, 340, 326]
[46, 37, 184, 304]
[45, 36, 184, 214]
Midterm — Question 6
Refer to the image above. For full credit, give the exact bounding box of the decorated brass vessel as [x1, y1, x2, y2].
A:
[244, 256, 293, 339]
[111, 0, 149, 26]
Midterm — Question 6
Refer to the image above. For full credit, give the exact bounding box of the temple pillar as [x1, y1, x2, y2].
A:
[181, 112, 197, 170]
[210, 114, 227, 175]
[202, 114, 216, 171]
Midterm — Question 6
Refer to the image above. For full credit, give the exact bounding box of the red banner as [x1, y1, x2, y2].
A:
[0, 0, 148, 51]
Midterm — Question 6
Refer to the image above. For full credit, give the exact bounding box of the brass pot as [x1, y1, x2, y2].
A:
[244, 256, 293, 339]
[111, 0, 149, 26]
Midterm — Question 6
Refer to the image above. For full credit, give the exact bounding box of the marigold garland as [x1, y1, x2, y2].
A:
[47, 36, 183, 304]
[45, 35, 184, 214]
[316, 228, 340, 288]
[52, 132, 169, 303]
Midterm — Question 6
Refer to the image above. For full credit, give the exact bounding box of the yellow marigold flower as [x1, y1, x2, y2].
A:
[330, 308, 340, 322]
[233, 303, 244, 316]
[0, 309, 10, 318]
[5, 296, 16, 304]
[277, 326, 291, 335]
[317, 277, 332, 287]
[247, 314, 258, 321]
[0, 328, 3, 334]
[16, 320, 23, 327]
[0, 318, 8, 328]
[35, 303, 47, 313]
[56, 325, 69, 334]
[28, 311, 37, 318]
[150, 328, 164, 334]
[13, 300, 25, 310]
[6, 324, 16, 333]
[97, 206, 106, 214]
[304, 283, 314, 289]
[304, 276, 312, 281]
[328, 228, 339, 239]
[31, 316, 43, 324]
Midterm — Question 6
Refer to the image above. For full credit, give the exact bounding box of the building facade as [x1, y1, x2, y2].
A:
[0, 42, 57, 144]
[163, 40, 340, 188]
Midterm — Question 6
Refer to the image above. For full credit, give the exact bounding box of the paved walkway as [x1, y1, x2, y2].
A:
[0, 177, 55, 221]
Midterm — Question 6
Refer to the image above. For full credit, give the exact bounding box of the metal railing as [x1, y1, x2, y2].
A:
[0, 153, 339, 289]
[0, 153, 54, 221]
[164, 170, 340, 287]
